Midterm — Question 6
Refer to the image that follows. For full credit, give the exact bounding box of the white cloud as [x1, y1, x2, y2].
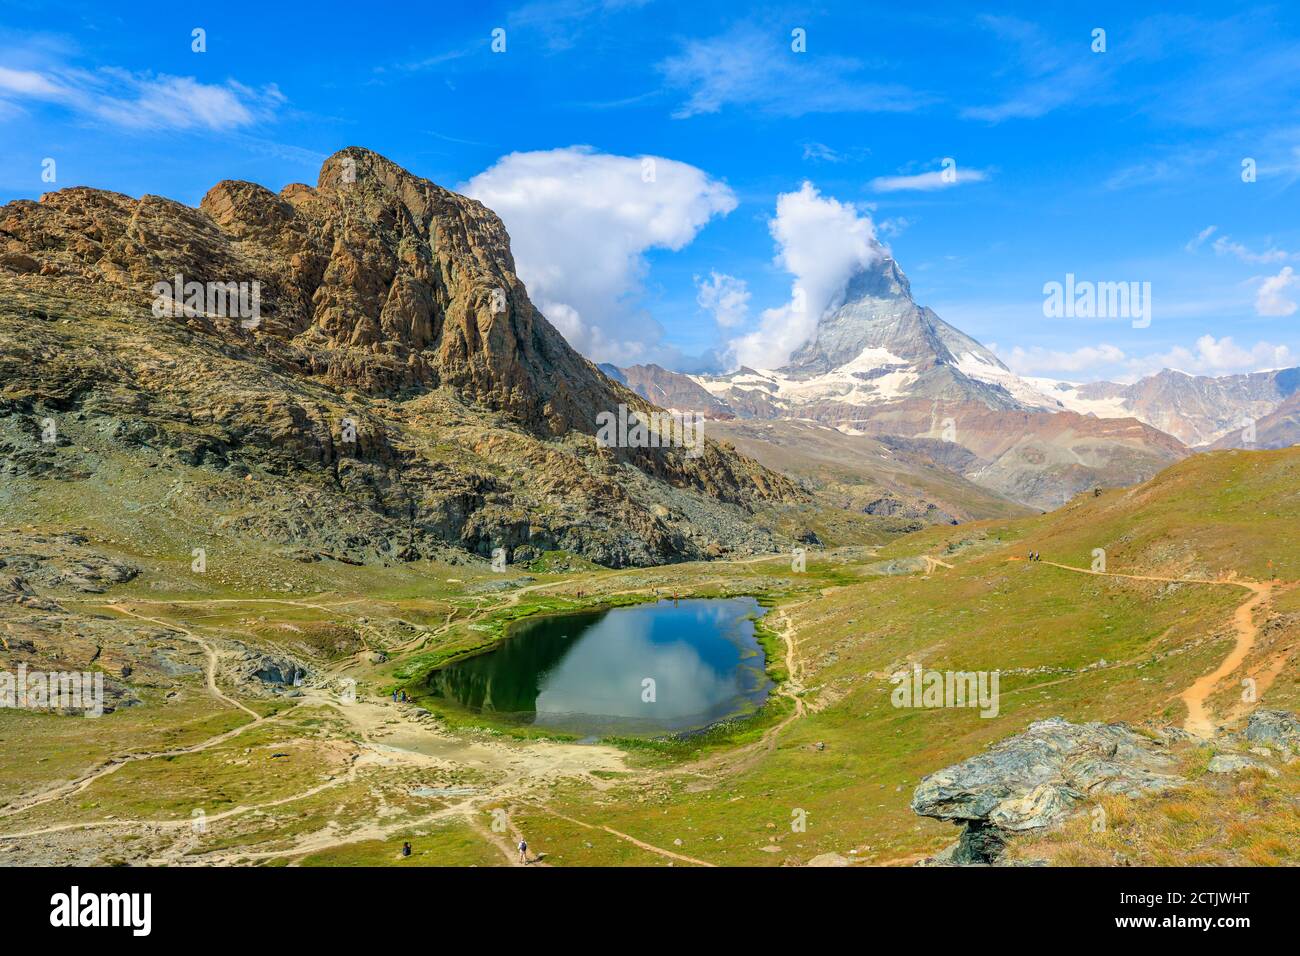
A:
[999, 343, 1128, 376]
[1256, 266, 1298, 316]
[727, 182, 883, 370]
[998, 335, 1295, 380]
[695, 271, 750, 328]
[0, 65, 62, 97]
[1102, 148, 1218, 192]
[960, 16, 1110, 123]
[0, 64, 282, 131]
[462, 146, 736, 365]
[802, 142, 842, 163]
[1186, 227, 1296, 265]
[658, 24, 927, 119]
[877, 216, 913, 237]
[1184, 225, 1217, 252]
[1259, 145, 1300, 185]
[1213, 235, 1292, 264]
[801, 141, 871, 164]
[870, 165, 989, 192]
[1144, 335, 1295, 376]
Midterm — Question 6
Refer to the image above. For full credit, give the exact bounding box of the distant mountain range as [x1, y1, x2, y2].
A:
[610, 255, 1298, 510]
[1033, 368, 1300, 447]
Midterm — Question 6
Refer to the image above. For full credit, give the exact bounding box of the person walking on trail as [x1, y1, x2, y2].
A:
[518, 839, 528, 864]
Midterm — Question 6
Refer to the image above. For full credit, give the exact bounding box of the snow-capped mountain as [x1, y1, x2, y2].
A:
[611, 255, 1189, 510]
[691, 255, 1060, 415]
[610, 253, 1300, 508]
[1034, 368, 1300, 447]
[625, 253, 1298, 447]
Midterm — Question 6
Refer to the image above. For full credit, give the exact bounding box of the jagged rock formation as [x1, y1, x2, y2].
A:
[783, 258, 1023, 410]
[694, 256, 1045, 412]
[911, 717, 1185, 863]
[5, 148, 657, 432]
[0, 148, 802, 567]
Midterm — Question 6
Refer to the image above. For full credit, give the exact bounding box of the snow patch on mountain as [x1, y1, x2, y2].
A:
[1019, 377, 1133, 418]
[694, 345, 919, 408]
[953, 352, 1061, 410]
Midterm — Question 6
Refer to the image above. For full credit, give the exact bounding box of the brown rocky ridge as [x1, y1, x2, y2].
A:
[0, 147, 803, 568]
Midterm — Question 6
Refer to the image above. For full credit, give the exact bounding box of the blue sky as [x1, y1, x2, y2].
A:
[2, 0, 1298, 381]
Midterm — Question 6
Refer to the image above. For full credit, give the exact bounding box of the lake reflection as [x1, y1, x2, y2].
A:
[426, 597, 771, 736]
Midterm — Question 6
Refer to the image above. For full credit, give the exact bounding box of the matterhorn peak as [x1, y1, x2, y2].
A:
[782, 252, 1004, 383]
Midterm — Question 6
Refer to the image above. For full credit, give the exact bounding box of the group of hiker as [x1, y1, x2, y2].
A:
[399, 839, 529, 864]
[1027, 551, 1042, 562]
[391, 689, 408, 703]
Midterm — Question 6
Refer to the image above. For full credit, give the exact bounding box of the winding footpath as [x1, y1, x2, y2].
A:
[1039, 560, 1281, 737]
[0, 604, 275, 822]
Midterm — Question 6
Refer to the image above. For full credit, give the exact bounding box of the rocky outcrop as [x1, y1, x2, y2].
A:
[0, 147, 779, 455]
[0, 148, 803, 567]
[914, 711, 1300, 864]
[235, 649, 307, 690]
[1243, 709, 1300, 752]
[2, 151, 610, 430]
[0, 533, 138, 595]
[911, 717, 1185, 863]
[862, 495, 954, 523]
[1207, 752, 1278, 776]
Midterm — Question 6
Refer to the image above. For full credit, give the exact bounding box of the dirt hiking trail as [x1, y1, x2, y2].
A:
[1040, 560, 1280, 737]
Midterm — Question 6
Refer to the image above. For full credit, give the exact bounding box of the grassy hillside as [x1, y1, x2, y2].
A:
[528, 448, 1300, 865]
[1, 447, 1296, 866]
